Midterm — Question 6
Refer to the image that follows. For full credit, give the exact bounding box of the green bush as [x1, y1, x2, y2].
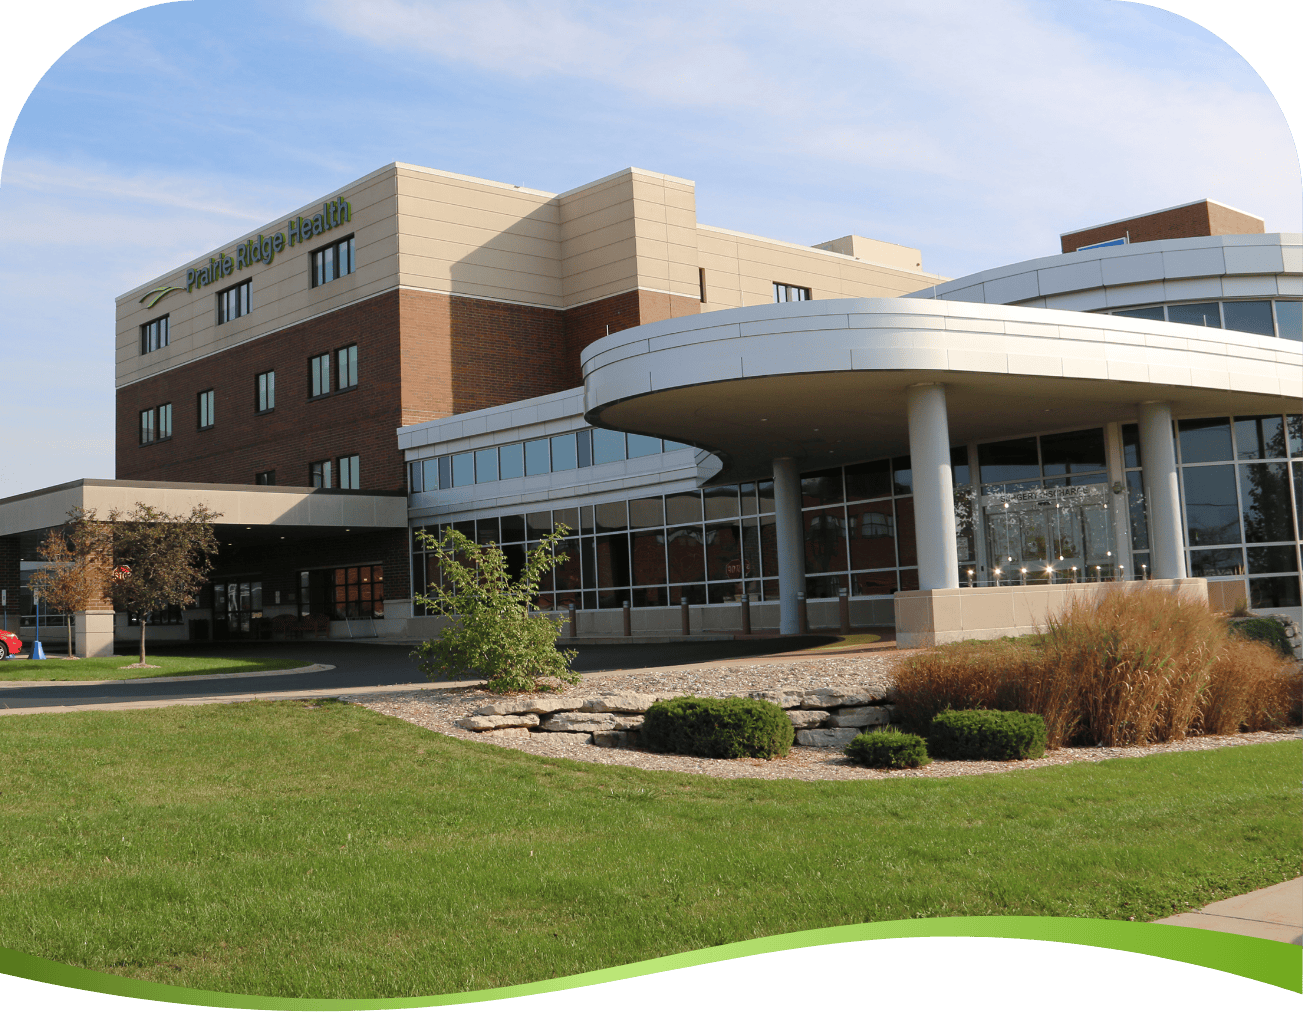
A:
[844, 728, 930, 769]
[641, 696, 794, 759]
[1229, 617, 1294, 658]
[928, 709, 1047, 761]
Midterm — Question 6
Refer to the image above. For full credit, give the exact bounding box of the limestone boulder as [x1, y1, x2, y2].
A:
[540, 712, 619, 733]
[538, 731, 593, 745]
[795, 727, 861, 748]
[787, 710, 829, 729]
[611, 714, 644, 731]
[800, 687, 880, 709]
[592, 730, 639, 749]
[581, 693, 658, 713]
[475, 696, 587, 716]
[827, 706, 893, 728]
[479, 727, 532, 739]
[747, 689, 805, 709]
[454, 713, 540, 731]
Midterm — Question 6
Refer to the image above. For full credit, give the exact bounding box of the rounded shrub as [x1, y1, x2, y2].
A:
[641, 696, 794, 759]
[844, 728, 930, 769]
[927, 709, 1047, 761]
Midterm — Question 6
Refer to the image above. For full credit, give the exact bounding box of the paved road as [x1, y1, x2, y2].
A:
[0, 636, 836, 711]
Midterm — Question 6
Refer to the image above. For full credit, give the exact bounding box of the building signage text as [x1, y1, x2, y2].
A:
[185, 197, 351, 292]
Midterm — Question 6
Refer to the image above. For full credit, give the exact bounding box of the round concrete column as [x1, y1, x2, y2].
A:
[906, 383, 960, 591]
[772, 457, 806, 634]
[1137, 402, 1187, 579]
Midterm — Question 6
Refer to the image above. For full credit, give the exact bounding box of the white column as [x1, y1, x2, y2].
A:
[1103, 422, 1133, 578]
[772, 457, 806, 634]
[1137, 402, 1187, 579]
[907, 384, 960, 591]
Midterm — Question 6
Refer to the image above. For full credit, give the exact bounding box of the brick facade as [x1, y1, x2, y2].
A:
[1061, 200, 1265, 253]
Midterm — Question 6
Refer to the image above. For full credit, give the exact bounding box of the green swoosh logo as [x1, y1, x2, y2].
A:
[140, 286, 184, 309]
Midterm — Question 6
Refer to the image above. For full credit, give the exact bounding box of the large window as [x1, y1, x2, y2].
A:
[197, 389, 214, 429]
[217, 279, 251, 324]
[1175, 413, 1302, 609]
[408, 428, 692, 492]
[338, 454, 360, 489]
[773, 283, 811, 303]
[139, 403, 172, 444]
[310, 459, 332, 488]
[255, 470, 275, 485]
[1110, 299, 1300, 340]
[311, 235, 356, 288]
[140, 315, 169, 355]
[256, 370, 275, 412]
[337, 344, 358, 389]
[309, 353, 331, 398]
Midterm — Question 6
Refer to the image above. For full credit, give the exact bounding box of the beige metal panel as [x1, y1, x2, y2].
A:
[397, 257, 563, 301]
[398, 234, 560, 282]
[562, 259, 643, 302]
[560, 236, 640, 280]
[559, 196, 639, 244]
[395, 206, 560, 257]
[117, 168, 402, 388]
[561, 212, 638, 262]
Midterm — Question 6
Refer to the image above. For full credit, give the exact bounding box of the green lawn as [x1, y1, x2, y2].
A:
[0, 655, 304, 681]
[0, 700, 1296, 1000]
[805, 632, 883, 651]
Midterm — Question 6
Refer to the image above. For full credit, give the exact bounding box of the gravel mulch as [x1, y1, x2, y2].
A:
[340, 655, 1301, 782]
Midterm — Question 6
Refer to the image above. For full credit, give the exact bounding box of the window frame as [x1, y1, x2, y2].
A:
[773, 282, 811, 303]
[255, 470, 276, 485]
[139, 402, 173, 445]
[310, 233, 357, 289]
[197, 389, 215, 430]
[256, 370, 276, 413]
[139, 315, 169, 355]
[338, 454, 360, 490]
[309, 353, 332, 399]
[336, 344, 358, 391]
[216, 279, 252, 325]
[309, 459, 333, 488]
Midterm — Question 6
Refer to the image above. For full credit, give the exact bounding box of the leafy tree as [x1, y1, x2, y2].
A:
[412, 524, 578, 693]
[28, 508, 114, 658]
[109, 503, 221, 665]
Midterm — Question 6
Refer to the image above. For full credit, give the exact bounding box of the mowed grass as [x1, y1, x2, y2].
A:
[0, 655, 303, 681]
[0, 700, 1297, 1000]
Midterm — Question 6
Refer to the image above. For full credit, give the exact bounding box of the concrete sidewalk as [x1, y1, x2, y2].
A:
[1155, 877, 1302, 944]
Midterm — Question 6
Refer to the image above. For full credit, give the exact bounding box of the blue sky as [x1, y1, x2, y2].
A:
[0, 0, 1299, 498]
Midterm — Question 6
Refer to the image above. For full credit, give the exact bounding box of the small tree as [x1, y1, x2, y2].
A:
[412, 524, 578, 693]
[28, 508, 114, 658]
[109, 503, 221, 665]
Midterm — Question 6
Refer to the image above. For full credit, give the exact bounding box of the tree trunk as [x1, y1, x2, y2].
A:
[66, 615, 74, 658]
[139, 617, 147, 665]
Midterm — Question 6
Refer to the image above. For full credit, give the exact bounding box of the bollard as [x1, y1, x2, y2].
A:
[838, 587, 850, 635]
[568, 602, 577, 639]
[622, 600, 631, 637]
[797, 592, 808, 635]
[681, 597, 691, 636]
[739, 593, 751, 635]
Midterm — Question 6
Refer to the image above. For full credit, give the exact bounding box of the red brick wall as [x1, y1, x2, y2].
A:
[1061, 200, 1264, 252]
[116, 285, 692, 487]
[118, 291, 407, 490]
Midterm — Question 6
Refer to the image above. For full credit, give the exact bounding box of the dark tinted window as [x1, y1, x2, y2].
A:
[1221, 300, 1275, 336]
[594, 501, 628, 533]
[500, 514, 526, 542]
[592, 429, 625, 464]
[892, 456, 912, 494]
[1239, 463, 1293, 542]
[1177, 418, 1232, 464]
[801, 467, 843, 507]
[1167, 302, 1221, 327]
[844, 459, 891, 501]
[1040, 428, 1106, 475]
[1114, 306, 1165, 321]
[1182, 465, 1240, 545]
[980, 437, 1039, 483]
[628, 496, 664, 529]
[703, 486, 739, 520]
[1247, 545, 1298, 574]
[1233, 416, 1285, 460]
[665, 491, 702, 525]
[1122, 423, 1142, 468]
[951, 446, 970, 486]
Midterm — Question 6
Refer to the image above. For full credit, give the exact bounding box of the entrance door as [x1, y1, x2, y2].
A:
[213, 580, 263, 639]
[982, 485, 1116, 583]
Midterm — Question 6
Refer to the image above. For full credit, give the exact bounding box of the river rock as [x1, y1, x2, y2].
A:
[827, 706, 893, 728]
[795, 727, 861, 747]
[540, 712, 619, 733]
[581, 693, 658, 713]
[787, 710, 829, 729]
[455, 713, 540, 731]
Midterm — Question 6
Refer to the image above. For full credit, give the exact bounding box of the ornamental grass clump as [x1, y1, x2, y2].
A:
[927, 710, 1047, 761]
[641, 696, 794, 759]
[891, 586, 1299, 749]
[844, 728, 930, 769]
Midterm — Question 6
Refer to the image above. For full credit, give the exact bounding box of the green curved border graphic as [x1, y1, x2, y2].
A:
[0, 918, 1297, 1008]
[139, 285, 185, 309]
[0, 1, 1297, 1010]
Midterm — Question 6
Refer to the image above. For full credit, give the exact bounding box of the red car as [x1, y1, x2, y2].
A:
[0, 629, 22, 660]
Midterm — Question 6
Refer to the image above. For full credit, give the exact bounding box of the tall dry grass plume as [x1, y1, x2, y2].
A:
[891, 586, 1300, 749]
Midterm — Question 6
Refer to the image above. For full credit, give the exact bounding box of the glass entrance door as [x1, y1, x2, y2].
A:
[982, 485, 1116, 583]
